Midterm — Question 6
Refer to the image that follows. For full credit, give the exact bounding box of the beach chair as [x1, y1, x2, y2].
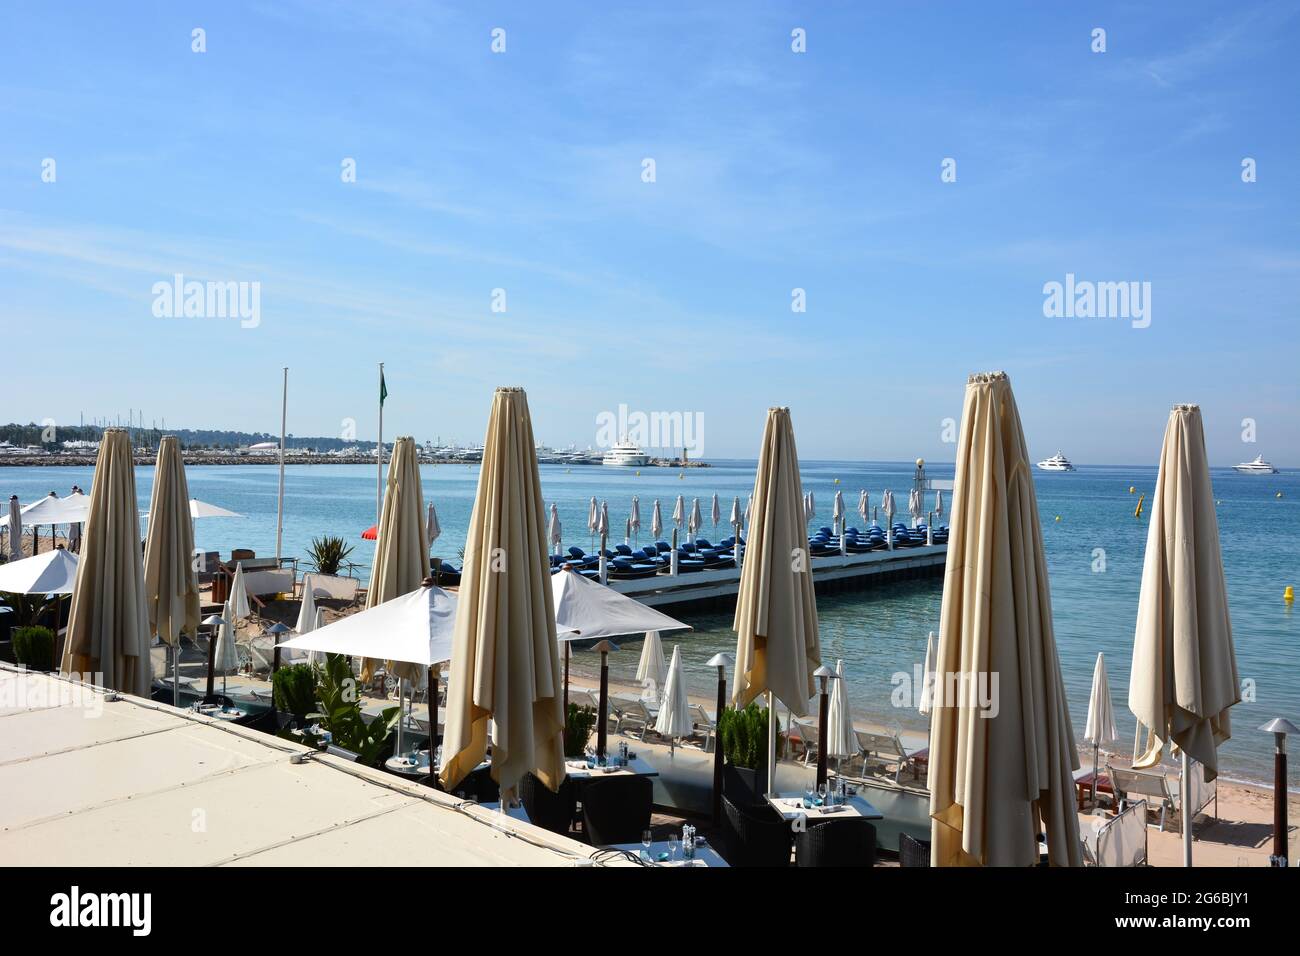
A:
[856, 730, 925, 783]
[1084, 800, 1148, 867]
[793, 720, 819, 766]
[691, 704, 717, 751]
[611, 696, 655, 738]
[1108, 766, 1178, 831]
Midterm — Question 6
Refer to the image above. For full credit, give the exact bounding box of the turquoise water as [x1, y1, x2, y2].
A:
[5, 460, 1297, 785]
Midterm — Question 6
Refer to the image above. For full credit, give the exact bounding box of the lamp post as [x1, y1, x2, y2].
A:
[814, 664, 837, 790]
[1260, 717, 1297, 867]
[266, 621, 291, 676]
[593, 640, 619, 759]
[706, 652, 734, 826]
[201, 613, 226, 703]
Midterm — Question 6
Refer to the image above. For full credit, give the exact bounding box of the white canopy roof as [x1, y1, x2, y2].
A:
[280, 582, 459, 666]
[190, 499, 243, 519]
[0, 492, 90, 527]
[0, 548, 79, 595]
[551, 568, 689, 644]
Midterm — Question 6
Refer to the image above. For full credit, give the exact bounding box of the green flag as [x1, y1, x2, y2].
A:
[380, 369, 388, 406]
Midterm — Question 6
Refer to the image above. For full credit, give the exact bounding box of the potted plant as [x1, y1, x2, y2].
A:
[12, 625, 55, 672]
[271, 663, 317, 727]
[717, 701, 772, 804]
[289, 653, 399, 767]
[563, 703, 597, 757]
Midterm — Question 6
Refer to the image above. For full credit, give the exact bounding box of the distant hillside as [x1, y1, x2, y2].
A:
[0, 423, 369, 453]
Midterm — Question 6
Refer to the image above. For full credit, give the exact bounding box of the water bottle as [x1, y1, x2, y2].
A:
[683, 824, 695, 860]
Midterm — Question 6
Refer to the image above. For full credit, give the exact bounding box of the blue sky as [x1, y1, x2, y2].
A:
[2, 1, 1297, 465]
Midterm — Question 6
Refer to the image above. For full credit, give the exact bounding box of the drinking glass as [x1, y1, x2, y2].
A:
[667, 835, 680, 862]
[642, 829, 653, 856]
[817, 782, 828, 805]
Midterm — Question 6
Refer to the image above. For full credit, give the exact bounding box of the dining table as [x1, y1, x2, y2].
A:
[764, 790, 883, 822]
[607, 840, 728, 867]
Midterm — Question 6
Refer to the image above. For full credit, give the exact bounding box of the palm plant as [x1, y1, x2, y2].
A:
[306, 535, 354, 576]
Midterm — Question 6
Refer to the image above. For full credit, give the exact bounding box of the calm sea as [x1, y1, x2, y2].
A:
[6, 458, 1297, 786]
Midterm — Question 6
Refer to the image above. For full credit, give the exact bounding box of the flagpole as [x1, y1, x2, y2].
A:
[376, 362, 384, 526]
[275, 367, 288, 563]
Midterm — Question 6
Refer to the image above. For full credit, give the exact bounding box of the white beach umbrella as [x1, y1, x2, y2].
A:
[3, 490, 92, 527]
[629, 496, 641, 542]
[0, 548, 78, 595]
[1129, 404, 1239, 866]
[1084, 651, 1118, 805]
[918, 630, 938, 716]
[635, 630, 668, 701]
[547, 503, 562, 555]
[597, 500, 609, 539]
[710, 493, 720, 533]
[729, 495, 742, 536]
[651, 499, 663, 540]
[935, 489, 945, 522]
[688, 497, 702, 541]
[552, 568, 689, 644]
[654, 645, 691, 749]
[59, 428, 153, 696]
[733, 407, 821, 794]
[363, 436, 431, 685]
[213, 599, 240, 678]
[833, 489, 845, 533]
[229, 562, 251, 621]
[188, 499, 243, 520]
[7, 495, 22, 560]
[672, 495, 685, 538]
[587, 496, 598, 548]
[440, 387, 566, 798]
[928, 372, 1082, 866]
[826, 659, 857, 760]
[857, 489, 869, 527]
[296, 574, 319, 635]
[882, 489, 895, 521]
[909, 487, 922, 526]
[805, 490, 815, 524]
[744, 494, 753, 531]
[282, 579, 457, 666]
[426, 501, 442, 545]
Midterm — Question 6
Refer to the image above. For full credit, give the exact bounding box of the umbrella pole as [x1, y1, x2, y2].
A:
[396, 677, 404, 758]
[1091, 743, 1099, 807]
[816, 687, 830, 789]
[1181, 751, 1193, 867]
[171, 639, 180, 708]
[563, 642, 570, 729]
[597, 648, 610, 759]
[712, 668, 726, 826]
[205, 629, 217, 703]
[427, 666, 440, 787]
[766, 690, 777, 796]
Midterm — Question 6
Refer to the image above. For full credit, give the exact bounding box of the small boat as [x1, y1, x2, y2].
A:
[1036, 452, 1075, 472]
[1233, 454, 1277, 475]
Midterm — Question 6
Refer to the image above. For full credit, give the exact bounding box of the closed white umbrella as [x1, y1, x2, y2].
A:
[710, 493, 721, 534]
[651, 499, 663, 540]
[934, 489, 945, 523]
[805, 490, 815, 525]
[1084, 651, 1118, 806]
[729, 496, 742, 530]
[362, 435, 430, 687]
[833, 490, 845, 533]
[636, 630, 668, 701]
[629, 496, 641, 543]
[440, 387, 566, 799]
[296, 574, 319, 635]
[826, 659, 857, 760]
[733, 407, 821, 795]
[672, 495, 685, 539]
[744, 494, 753, 533]
[882, 489, 896, 546]
[426, 501, 442, 545]
[918, 630, 938, 716]
[6, 495, 22, 560]
[597, 500, 609, 539]
[928, 372, 1082, 866]
[143, 436, 200, 706]
[59, 428, 153, 696]
[857, 489, 869, 528]
[908, 487, 922, 526]
[1129, 404, 1239, 867]
[688, 497, 702, 542]
[214, 599, 240, 687]
[588, 496, 598, 549]
[0, 548, 78, 595]
[229, 562, 251, 621]
[654, 645, 691, 751]
[548, 503, 562, 556]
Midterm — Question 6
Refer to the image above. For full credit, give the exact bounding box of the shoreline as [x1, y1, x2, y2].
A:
[0, 455, 711, 468]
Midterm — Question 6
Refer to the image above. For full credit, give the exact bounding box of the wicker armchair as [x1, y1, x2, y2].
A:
[794, 818, 877, 867]
[721, 795, 793, 867]
[582, 776, 653, 846]
[520, 772, 577, 836]
[898, 831, 931, 867]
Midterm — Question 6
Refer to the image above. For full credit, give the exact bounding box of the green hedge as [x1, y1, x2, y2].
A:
[13, 625, 55, 671]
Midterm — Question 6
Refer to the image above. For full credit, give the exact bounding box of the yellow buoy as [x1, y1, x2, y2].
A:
[1135, 494, 1145, 519]
[834, 478, 840, 484]
[1277, 491, 1284, 499]
[635, 470, 640, 476]
[1054, 515, 1061, 522]
[1128, 486, 1135, 494]
[1284, 585, 1294, 603]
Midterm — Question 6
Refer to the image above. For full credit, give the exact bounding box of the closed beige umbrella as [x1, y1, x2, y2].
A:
[440, 388, 566, 798]
[732, 406, 820, 794]
[1129, 404, 1239, 866]
[362, 436, 430, 685]
[143, 436, 201, 705]
[59, 428, 153, 695]
[929, 372, 1082, 867]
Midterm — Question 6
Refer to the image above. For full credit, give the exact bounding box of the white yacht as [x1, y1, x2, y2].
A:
[1036, 452, 1075, 472]
[1233, 454, 1277, 475]
[601, 439, 650, 467]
